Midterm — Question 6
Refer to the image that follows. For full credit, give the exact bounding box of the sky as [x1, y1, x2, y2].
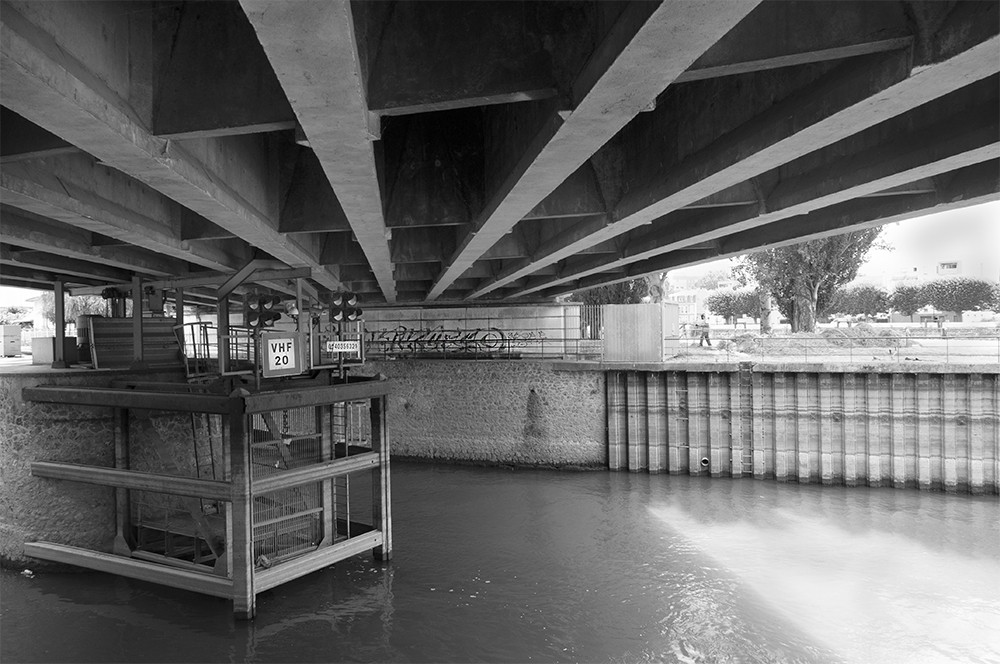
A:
[1, 200, 998, 308]
[669, 199, 1000, 285]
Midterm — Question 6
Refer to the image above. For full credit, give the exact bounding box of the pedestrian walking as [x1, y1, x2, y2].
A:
[698, 314, 711, 347]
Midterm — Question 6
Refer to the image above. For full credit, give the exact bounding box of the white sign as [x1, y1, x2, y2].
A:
[326, 340, 361, 353]
[262, 334, 301, 377]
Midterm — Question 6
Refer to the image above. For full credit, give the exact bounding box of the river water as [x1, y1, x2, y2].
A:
[2, 463, 999, 664]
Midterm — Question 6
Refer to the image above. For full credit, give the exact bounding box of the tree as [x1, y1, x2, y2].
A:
[571, 279, 650, 305]
[890, 283, 924, 321]
[0, 306, 31, 325]
[692, 270, 730, 291]
[705, 288, 758, 324]
[40, 293, 109, 325]
[828, 284, 889, 318]
[921, 278, 999, 319]
[736, 229, 883, 332]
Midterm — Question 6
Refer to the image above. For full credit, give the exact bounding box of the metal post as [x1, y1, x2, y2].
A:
[113, 407, 133, 555]
[52, 279, 67, 368]
[131, 276, 146, 369]
[228, 396, 255, 619]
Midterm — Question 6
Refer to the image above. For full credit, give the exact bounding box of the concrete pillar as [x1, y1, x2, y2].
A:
[968, 373, 985, 494]
[819, 372, 834, 484]
[51, 280, 68, 368]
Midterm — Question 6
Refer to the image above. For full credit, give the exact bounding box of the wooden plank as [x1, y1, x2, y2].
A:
[23, 542, 233, 598]
[243, 379, 390, 413]
[253, 452, 379, 494]
[23, 386, 233, 413]
[254, 531, 383, 593]
[31, 461, 232, 502]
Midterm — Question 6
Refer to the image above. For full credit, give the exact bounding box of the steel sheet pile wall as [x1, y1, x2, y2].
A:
[607, 367, 1000, 494]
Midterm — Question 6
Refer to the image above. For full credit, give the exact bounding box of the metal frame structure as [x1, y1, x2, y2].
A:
[23, 373, 391, 619]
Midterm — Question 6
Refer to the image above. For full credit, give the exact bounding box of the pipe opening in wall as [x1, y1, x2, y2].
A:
[700, 457, 710, 468]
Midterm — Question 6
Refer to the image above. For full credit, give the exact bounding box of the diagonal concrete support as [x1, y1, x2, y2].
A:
[425, 0, 762, 300]
[470, 26, 999, 299]
[505, 95, 1000, 298]
[546, 160, 1000, 299]
[0, 2, 341, 290]
[240, 0, 397, 303]
[1, 155, 250, 273]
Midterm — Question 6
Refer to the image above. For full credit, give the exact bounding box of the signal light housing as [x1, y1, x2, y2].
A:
[243, 293, 283, 328]
[329, 292, 362, 322]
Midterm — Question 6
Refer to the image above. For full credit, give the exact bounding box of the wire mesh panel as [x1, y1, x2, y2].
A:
[249, 407, 324, 565]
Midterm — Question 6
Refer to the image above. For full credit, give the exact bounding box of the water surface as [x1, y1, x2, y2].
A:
[3, 463, 998, 663]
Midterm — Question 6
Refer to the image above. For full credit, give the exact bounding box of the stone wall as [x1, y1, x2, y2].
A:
[0, 369, 188, 567]
[359, 360, 606, 467]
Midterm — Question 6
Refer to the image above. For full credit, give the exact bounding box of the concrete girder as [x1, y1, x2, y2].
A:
[0, 106, 78, 163]
[425, 0, 762, 300]
[507, 89, 1000, 298]
[478, 24, 1000, 299]
[149, 1, 296, 139]
[676, 0, 914, 83]
[0, 245, 131, 284]
[1, 208, 183, 277]
[0, 2, 342, 291]
[547, 159, 1000, 299]
[0, 262, 106, 287]
[1, 154, 251, 273]
[240, 0, 397, 303]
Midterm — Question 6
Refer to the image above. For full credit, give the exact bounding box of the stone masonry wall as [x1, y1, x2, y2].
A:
[0, 370, 188, 567]
[359, 360, 606, 467]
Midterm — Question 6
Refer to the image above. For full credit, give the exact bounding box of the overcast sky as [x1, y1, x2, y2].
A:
[1, 200, 998, 307]
[670, 199, 1000, 284]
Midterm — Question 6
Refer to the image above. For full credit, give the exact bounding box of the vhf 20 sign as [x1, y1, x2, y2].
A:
[261, 332, 302, 378]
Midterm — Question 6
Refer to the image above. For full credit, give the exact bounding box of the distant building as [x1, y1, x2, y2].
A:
[666, 289, 708, 325]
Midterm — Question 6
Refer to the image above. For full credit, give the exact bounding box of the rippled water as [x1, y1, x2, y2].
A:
[2, 463, 998, 663]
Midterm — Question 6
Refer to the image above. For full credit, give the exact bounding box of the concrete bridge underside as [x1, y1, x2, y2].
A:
[1, 0, 998, 306]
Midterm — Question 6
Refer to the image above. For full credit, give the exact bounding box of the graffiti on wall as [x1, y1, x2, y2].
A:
[366, 325, 547, 356]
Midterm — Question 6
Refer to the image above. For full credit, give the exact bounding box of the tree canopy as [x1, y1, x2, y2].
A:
[705, 288, 758, 323]
[890, 283, 923, 319]
[39, 293, 110, 325]
[571, 279, 650, 305]
[827, 284, 890, 318]
[735, 229, 883, 332]
[921, 278, 998, 316]
[0, 306, 31, 325]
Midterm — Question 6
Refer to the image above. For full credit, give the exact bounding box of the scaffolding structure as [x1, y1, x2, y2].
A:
[23, 372, 391, 619]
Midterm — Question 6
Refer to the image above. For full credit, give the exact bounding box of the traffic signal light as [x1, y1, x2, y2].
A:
[244, 293, 283, 328]
[330, 292, 362, 322]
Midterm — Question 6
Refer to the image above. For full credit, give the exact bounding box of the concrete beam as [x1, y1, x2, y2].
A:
[1, 208, 182, 277]
[1, 154, 251, 272]
[0, 2, 341, 290]
[150, 1, 295, 139]
[241, 0, 396, 302]
[676, 1, 913, 83]
[427, 0, 761, 300]
[508, 98, 999, 298]
[0, 106, 78, 163]
[1, 246, 131, 283]
[278, 149, 351, 234]
[0, 262, 105, 287]
[549, 160, 999, 298]
[476, 24, 1000, 299]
